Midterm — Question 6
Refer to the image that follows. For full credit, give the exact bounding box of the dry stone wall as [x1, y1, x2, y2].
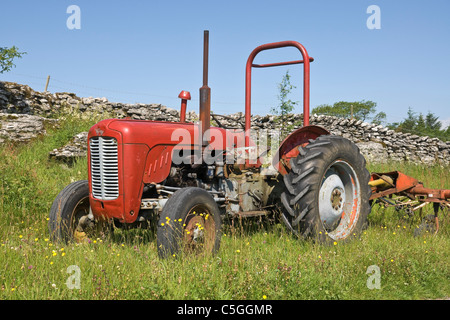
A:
[1, 81, 449, 165]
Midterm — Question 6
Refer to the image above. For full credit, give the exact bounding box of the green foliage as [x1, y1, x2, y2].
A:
[388, 107, 449, 141]
[312, 100, 386, 124]
[270, 70, 299, 138]
[273, 70, 298, 116]
[425, 112, 442, 131]
[372, 111, 387, 125]
[0, 46, 26, 73]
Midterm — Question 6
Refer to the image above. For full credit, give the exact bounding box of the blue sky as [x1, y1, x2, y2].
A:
[1, 0, 449, 127]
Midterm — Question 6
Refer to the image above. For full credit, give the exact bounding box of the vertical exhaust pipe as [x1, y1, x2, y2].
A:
[199, 30, 211, 145]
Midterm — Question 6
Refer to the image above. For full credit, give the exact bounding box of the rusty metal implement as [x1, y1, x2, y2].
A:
[369, 171, 450, 234]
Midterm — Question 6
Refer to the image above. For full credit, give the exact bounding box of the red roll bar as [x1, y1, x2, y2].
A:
[244, 41, 313, 147]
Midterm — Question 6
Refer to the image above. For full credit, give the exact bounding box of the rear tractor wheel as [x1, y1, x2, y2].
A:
[280, 135, 371, 243]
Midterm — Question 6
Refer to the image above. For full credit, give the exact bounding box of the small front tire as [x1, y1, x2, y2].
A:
[48, 180, 108, 243]
[156, 187, 222, 258]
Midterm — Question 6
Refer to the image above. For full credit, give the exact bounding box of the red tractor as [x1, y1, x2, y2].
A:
[49, 31, 371, 258]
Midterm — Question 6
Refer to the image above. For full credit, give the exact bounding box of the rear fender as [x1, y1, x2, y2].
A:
[272, 125, 329, 175]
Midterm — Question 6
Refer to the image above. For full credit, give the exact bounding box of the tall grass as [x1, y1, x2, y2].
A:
[0, 117, 448, 300]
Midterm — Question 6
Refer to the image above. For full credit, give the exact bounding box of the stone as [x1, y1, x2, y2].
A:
[49, 132, 88, 162]
[0, 81, 448, 165]
[356, 141, 389, 164]
[0, 113, 52, 143]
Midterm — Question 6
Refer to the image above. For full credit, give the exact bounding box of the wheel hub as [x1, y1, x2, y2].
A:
[185, 216, 205, 243]
[330, 188, 344, 211]
[319, 172, 346, 228]
[182, 207, 216, 254]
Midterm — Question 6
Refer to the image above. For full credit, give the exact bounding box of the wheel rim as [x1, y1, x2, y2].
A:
[318, 160, 361, 240]
[182, 204, 216, 254]
[71, 196, 90, 243]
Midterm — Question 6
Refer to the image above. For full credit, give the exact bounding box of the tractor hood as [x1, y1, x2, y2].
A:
[89, 118, 199, 147]
[88, 118, 238, 149]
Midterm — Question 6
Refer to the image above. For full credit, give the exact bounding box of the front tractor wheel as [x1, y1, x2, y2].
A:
[157, 187, 222, 259]
[280, 135, 371, 243]
[48, 180, 109, 243]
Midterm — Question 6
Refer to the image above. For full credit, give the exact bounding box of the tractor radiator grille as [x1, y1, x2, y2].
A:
[90, 137, 119, 200]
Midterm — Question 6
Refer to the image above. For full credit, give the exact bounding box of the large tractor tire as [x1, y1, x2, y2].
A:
[157, 187, 222, 259]
[280, 135, 371, 243]
[49, 180, 109, 243]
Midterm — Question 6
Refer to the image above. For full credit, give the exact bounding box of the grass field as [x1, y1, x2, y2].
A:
[0, 114, 449, 300]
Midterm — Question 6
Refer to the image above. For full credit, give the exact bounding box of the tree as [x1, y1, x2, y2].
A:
[312, 100, 385, 124]
[445, 124, 450, 137]
[425, 112, 441, 131]
[398, 107, 417, 131]
[415, 113, 426, 135]
[0, 46, 26, 73]
[270, 70, 298, 137]
[395, 108, 442, 134]
[372, 111, 387, 125]
[388, 107, 450, 142]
